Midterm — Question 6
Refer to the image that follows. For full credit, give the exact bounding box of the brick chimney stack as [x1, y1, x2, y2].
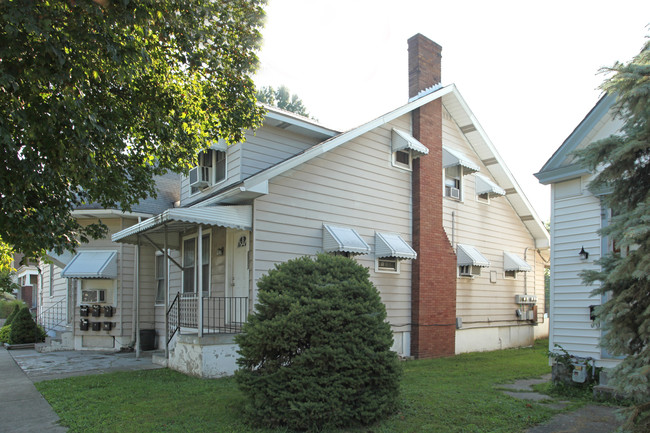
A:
[408, 34, 457, 358]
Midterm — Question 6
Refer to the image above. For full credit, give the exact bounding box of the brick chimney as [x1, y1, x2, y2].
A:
[409, 34, 457, 358]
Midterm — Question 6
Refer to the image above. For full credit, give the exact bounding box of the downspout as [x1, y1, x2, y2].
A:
[451, 211, 456, 249]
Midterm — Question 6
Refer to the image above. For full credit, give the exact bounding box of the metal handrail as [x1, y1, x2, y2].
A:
[167, 292, 181, 346]
[166, 294, 248, 345]
[36, 298, 67, 334]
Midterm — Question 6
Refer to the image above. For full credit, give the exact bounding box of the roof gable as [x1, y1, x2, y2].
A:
[194, 84, 549, 247]
[535, 94, 618, 184]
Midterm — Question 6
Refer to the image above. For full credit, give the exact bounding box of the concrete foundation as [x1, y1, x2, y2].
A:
[168, 333, 240, 378]
[455, 324, 537, 354]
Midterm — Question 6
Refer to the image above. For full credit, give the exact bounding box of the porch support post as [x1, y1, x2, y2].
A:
[197, 225, 203, 337]
[135, 234, 141, 359]
[164, 224, 169, 359]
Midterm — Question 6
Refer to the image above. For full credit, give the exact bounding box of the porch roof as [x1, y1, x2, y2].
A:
[111, 206, 252, 249]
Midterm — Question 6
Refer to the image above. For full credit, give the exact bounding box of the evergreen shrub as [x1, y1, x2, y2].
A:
[3, 303, 21, 324]
[0, 324, 11, 344]
[9, 307, 43, 344]
[235, 254, 402, 431]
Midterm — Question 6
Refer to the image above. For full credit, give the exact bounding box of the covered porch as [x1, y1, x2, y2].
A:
[112, 205, 252, 377]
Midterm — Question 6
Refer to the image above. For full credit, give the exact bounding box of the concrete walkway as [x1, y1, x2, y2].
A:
[10, 348, 163, 383]
[497, 374, 624, 433]
[0, 347, 67, 433]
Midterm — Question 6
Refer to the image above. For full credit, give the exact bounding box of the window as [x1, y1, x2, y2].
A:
[393, 149, 412, 170]
[477, 192, 490, 203]
[182, 234, 211, 294]
[190, 149, 227, 195]
[183, 238, 195, 293]
[376, 257, 399, 273]
[459, 265, 482, 277]
[445, 165, 462, 200]
[155, 254, 166, 304]
[505, 270, 517, 279]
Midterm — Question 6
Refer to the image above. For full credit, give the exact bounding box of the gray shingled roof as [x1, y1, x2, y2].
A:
[74, 172, 180, 215]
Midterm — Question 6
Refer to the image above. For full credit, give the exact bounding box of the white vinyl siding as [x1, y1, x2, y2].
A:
[440, 110, 546, 334]
[179, 126, 320, 207]
[549, 174, 610, 364]
[253, 114, 414, 335]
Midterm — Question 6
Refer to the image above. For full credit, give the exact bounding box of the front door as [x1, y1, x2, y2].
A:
[226, 230, 250, 323]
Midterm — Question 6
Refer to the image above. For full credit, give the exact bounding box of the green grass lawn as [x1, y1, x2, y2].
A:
[36, 339, 561, 433]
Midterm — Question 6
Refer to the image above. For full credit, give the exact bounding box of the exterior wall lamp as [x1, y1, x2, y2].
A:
[579, 246, 589, 260]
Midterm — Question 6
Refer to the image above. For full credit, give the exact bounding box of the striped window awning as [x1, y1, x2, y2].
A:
[475, 174, 506, 197]
[375, 232, 417, 260]
[443, 146, 480, 174]
[504, 252, 531, 272]
[61, 251, 118, 279]
[323, 225, 371, 255]
[391, 128, 429, 157]
[456, 244, 490, 267]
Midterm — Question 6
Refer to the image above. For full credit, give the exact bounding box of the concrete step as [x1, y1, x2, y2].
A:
[151, 350, 168, 367]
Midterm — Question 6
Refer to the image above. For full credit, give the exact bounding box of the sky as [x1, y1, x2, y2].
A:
[253, 0, 649, 222]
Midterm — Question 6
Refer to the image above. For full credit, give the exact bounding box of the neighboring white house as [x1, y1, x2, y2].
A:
[38, 34, 549, 378]
[535, 93, 624, 368]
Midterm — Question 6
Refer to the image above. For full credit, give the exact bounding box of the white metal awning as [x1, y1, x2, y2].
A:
[456, 244, 490, 267]
[375, 232, 417, 260]
[323, 225, 370, 255]
[475, 174, 506, 197]
[391, 128, 429, 158]
[61, 251, 118, 279]
[504, 252, 532, 272]
[111, 205, 252, 249]
[443, 146, 480, 174]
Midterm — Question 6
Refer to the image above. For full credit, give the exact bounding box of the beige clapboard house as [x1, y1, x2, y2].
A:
[36, 35, 548, 377]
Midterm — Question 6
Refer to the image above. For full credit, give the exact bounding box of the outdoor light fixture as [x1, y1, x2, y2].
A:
[579, 246, 589, 260]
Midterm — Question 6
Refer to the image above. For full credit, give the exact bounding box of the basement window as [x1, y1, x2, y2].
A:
[376, 257, 399, 273]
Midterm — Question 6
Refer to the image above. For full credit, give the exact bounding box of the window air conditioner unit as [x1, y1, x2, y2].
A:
[189, 165, 211, 189]
[446, 186, 460, 199]
[81, 289, 106, 303]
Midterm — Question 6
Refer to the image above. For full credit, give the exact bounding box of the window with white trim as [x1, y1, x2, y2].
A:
[392, 149, 412, 170]
[190, 149, 227, 195]
[155, 253, 165, 304]
[376, 257, 400, 273]
[182, 234, 211, 294]
[444, 165, 462, 200]
[505, 270, 517, 279]
[459, 265, 482, 277]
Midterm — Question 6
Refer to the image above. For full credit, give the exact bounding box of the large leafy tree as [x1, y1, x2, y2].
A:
[0, 0, 266, 261]
[256, 84, 310, 117]
[576, 38, 649, 431]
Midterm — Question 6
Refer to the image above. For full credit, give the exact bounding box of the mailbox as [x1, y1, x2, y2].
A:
[91, 321, 102, 331]
[80, 305, 89, 317]
[103, 306, 113, 317]
[80, 319, 89, 331]
[91, 305, 101, 317]
[103, 322, 113, 331]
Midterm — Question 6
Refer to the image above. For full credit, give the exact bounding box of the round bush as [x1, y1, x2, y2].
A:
[235, 254, 402, 431]
[9, 307, 42, 344]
